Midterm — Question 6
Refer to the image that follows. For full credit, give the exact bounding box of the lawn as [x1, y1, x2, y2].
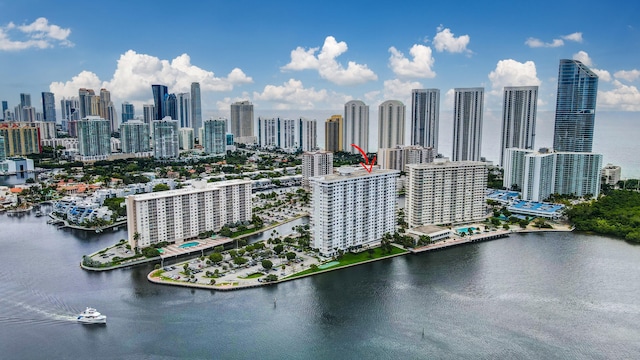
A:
[286, 246, 407, 279]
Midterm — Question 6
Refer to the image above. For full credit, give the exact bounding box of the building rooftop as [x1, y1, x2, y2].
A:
[128, 179, 251, 201]
[508, 200, 564, 214]
[309, 167, 399, 183]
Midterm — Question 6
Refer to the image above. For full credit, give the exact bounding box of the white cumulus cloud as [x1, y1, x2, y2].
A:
[253, 79, 341, 110]
[433, 26, 470, 54]
[281, 36, 377, 86]
[614, 69, 640, 82]
[388, 44, 436, 79]
[488, 59, 541, 93]
[562, 32, 583, 43]
[49, 50, 253, 109]
[598, 80, 640, 111]
[0, 17, 73, 51]
[525, 32, 582, 48]
[572, 51, 611, 81]
[382, 79, 423, 104]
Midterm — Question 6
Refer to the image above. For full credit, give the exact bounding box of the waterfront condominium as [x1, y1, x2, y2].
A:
[553, 59, 598, 153]
[120, 120, 151, 154]
[301, 150, 334, 189]
[203, 118, 227, 155]
[310, 167, 399, 257]
[152, 118, 179, 159]
[377, 145, 435, 172]
[406, 160, 487, 227]
[500, 86, 538, 166]
[344, 100, 369, 154]
[502, 147, 535, 191]
[378, 100, 405, 149]
[77, 116, 111, 160]
[324, 115, 343, 152]
[410, 89, 439, 153]
[452, 88, 484, 162]
[190, 82, 202, 135]
[230, 101, 255, 144]
[0, 123, 40, 156]
[126, 179, 252, 249]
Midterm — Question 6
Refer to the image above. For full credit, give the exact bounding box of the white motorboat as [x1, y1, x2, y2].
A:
[77, 307, 107, 324]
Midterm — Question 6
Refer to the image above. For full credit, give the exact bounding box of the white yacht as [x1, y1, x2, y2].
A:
[77, 307, 107, 324]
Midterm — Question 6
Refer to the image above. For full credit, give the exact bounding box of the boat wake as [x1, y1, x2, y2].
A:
[0, 278, 80, 325]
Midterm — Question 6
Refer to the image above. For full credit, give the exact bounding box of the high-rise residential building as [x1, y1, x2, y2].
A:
[452, 87, 484, 162]
[406, 160, 487, 227]
[78, 88, 96, 119]
[203, 119, 227, 155]
[325, 115, 343, 152]
[230, 101, 254, 143]
[344, 100, 369, 154]
[0, 136, 5, 161]
[502, 148, 535, 191]
[126, 179, 252, 249]
[152, 84, 168, 120]
[164, 93, 177, 121]
[378, 100, 405, 149]
[176, 93, 191, 128]
[41, 92, 56, 123]
[13, 105, 22, 121]
[300, 118, 317, 152]
[410, 89, 440, 152]
[257, 117, 278, 149]
[20, 93, 31, 108]
[21, 107, 36, 122]
[280, 118, 299, 151]
[377, 145, 435, 172]
[601, 164, 622, 186]
[504, 148, 603, 202]
[500, 86, 538, 166]
[190, 83, 202, 134]
[143, 104, 155, 125]
[553, 59, 598, 153]
[61, 98, 80, 123]
[301, 151, 333, 189]
[178, 128, 195, 150]
[77, 116, 111, 159]
[120, 120, 151, 154]
[34, 121, 56, 140]
[121, 102, 135, 123]
[310, 167, 399, 257]
[0, 123, 40, 156]
[152, 118, 179, 158]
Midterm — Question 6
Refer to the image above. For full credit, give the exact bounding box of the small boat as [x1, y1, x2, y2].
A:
[35, 211, 43, 217]
[77, 307, 107, 324]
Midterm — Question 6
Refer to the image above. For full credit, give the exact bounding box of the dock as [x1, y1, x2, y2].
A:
[409, 230, 510, 254]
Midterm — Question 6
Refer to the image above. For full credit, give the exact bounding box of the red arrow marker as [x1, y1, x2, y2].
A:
[351, 143, 376, 173]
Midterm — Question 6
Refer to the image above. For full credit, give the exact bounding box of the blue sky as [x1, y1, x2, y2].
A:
[1, 0, 640, 163]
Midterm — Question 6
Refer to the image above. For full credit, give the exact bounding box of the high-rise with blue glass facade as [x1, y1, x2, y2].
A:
[121, 102, 135, 123]
[152, 85, 168, 120]
[553, 59, 598, 153]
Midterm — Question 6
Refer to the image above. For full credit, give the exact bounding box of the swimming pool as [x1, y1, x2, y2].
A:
[179, 241, 200, 248]
[456, 227, 478, 234]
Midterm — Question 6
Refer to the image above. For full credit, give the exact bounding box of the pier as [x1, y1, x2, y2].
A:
[409, 230, 510, 254]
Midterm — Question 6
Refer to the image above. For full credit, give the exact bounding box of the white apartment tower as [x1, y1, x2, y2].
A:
[310, 167, 399, 257]
[77, 116, 111, 159]
[230, 101, 254, 144]
[126, 180, 252, 249]
[178, 127, 195, 150]
[152, 118, 179, 158]
[258, 117, 279, 148]
[411, 89, 440, 153]
[301, 151, 334, 189]
[300, 118, 317, 152]
[377, 145, 435, 172]
[406, 160, 487, 227]
[176, 92, 192, 129]
[344, 100, 369, 154]
[452, 88, 484, 162]
[500, 86, 538, 166]
[378, 100, 405, 149]
[502, 147, 535, 191]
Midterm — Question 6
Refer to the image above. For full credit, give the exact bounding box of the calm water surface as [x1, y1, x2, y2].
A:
[1, 210, 639, 359]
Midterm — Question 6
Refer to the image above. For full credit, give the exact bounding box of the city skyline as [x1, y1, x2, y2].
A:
[0, 1, 638, 117]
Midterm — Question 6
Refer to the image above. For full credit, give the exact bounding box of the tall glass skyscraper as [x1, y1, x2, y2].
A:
[203, 118, 227, 155]
[410, 89, 439, 153]
[176, 93, 191, 128]
[152, 84, 168, 121]
[190, 83, 202, 134]
[553, 59, 598, 153]
[41, 92, 56, 123]
[344, 100, 369, 154]
[230, 100, 254, 140]
[121, 102, 135, 123]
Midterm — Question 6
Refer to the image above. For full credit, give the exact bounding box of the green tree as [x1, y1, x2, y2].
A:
[285, 251, 296, 260]
[153, 183, 170, 192]
[208, 253, 223, 264]
[262, 259, 273, 270]
[273, 244, 284, 254]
